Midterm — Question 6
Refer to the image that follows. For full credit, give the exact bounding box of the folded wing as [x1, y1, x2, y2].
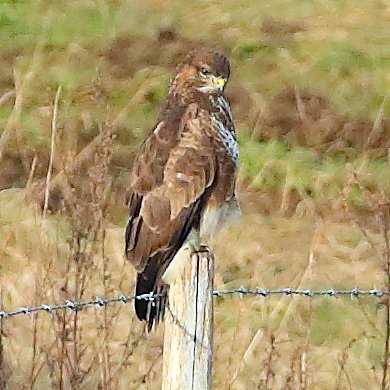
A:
[125, 103, 218, 327]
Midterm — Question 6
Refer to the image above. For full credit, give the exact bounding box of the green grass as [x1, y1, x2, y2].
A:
[240, 136, 390, 208]
[1, 0, 390, 115]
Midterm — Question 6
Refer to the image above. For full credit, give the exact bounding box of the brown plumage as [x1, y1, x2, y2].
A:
[125, 48, 240, 330]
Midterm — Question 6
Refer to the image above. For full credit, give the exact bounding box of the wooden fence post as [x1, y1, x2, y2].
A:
[161, 249, 214, 390]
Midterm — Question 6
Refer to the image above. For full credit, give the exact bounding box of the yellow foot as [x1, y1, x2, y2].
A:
[197, 245, 211, 254]
[185, 241, 211, 256]
[188, 245, 211, 257]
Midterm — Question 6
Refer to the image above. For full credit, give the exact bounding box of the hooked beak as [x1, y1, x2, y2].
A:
[197, 76, 227, 94]
[210, 75, 226, 91]
[197, 75, 227, 94]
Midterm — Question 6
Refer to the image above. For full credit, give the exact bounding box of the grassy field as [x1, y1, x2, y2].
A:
[1, 0, 390, 389]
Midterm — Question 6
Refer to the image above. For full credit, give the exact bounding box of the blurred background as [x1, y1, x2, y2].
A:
[1, 0, 390, 388]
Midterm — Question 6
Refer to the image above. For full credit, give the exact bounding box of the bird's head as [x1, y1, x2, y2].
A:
[171, 48, 230, 96]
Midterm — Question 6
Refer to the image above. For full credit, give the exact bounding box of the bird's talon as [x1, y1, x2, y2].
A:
[198, 245, 211, 254]
[191, 245, 211, 255]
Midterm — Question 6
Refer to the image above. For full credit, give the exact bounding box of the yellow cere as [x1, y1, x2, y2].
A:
[213, 77, 226, 88]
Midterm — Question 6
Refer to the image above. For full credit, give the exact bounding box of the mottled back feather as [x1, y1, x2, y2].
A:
[125, 48, 239, 329]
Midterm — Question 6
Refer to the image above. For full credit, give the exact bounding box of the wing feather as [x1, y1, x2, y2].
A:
[126, 103, 217, 273]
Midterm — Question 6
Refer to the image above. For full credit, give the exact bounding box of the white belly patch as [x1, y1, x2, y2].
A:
[200, 199, 241, 242]
[162, 199, 241, 284]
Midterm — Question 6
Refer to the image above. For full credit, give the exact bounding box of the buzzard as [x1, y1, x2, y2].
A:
[125, 48, 240, 329]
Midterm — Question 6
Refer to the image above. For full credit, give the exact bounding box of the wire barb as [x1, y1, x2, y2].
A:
[0, 288, 388, 320]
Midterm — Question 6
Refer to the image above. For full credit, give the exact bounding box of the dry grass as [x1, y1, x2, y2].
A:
[2, 183, 389, 389]
[2, 0, 390, 389]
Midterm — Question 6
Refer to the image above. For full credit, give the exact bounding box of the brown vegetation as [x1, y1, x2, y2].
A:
[255, 88, 390, 155]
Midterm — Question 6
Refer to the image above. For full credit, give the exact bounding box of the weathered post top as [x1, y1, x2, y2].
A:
[162, 249, 214, 390]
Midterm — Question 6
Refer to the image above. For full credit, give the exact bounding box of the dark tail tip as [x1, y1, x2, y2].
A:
[135, 273, 151, 321]
[135, 273, 168, 331]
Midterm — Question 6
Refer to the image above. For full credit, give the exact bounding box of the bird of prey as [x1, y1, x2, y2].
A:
[125, 48, 240, 329]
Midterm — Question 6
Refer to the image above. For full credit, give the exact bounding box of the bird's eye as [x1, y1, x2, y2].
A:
[200, 68, 210, 76]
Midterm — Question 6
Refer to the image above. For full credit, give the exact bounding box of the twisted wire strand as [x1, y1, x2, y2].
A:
[0, 288, 388, 320]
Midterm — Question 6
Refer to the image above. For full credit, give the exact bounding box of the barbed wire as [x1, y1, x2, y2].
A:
[0, 287, 388, 320]
[213, 287, 389, 298]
